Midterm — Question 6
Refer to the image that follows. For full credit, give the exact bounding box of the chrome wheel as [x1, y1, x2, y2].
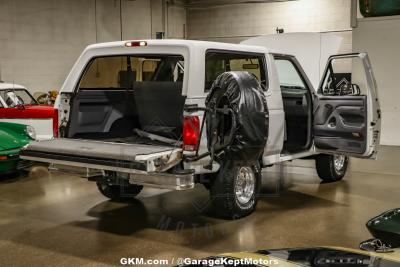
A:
[234, 167, 255, 207]
[334, 154, 346, 171]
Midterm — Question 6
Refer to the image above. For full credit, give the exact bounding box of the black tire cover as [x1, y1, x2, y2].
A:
[205, 71, 269, 164]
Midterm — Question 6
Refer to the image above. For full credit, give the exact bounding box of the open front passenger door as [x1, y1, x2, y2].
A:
[313, 53, 381, 158]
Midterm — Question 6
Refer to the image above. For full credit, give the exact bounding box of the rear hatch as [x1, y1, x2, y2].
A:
[20, 138, 182, 173]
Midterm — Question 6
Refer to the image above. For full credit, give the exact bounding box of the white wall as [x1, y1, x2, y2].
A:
[167, 4, 187, 38]
[0, 0, 95, 94]
[353, 16, 400, 146]
[186, 0, 353, 92]
[243, 32, 351, 89]
[187, 0, 351, 40]
[186, 0, 353, 78]
[0, 0, 186, 94]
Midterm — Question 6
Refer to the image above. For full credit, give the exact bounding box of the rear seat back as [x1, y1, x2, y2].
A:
[134, 82, 185, 136]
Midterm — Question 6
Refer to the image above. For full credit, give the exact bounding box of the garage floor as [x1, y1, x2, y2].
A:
[0, 161, 399, 266]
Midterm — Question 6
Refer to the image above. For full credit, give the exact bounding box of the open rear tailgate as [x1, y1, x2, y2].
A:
[20, 138, 183, 174]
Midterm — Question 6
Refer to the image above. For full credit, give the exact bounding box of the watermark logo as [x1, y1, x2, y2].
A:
[156, 215, 214, 239]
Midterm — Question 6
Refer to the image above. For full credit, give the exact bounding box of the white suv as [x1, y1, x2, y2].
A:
[21, 39, 381, 219]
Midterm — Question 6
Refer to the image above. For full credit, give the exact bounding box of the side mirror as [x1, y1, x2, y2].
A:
[336, 83, 361, 96]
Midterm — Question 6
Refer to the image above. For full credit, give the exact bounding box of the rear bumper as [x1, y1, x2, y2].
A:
[52, 164, 195, 190]
[22, 150, 195, 191]
[129, 171, 195, 190]
[50, 164, 195, 190]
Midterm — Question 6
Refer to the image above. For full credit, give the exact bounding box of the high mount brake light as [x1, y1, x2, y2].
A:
[183, 116, 200, 151]
[125, 41, 147, 47]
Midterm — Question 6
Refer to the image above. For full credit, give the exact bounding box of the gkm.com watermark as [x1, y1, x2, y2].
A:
[120, 257, 279, 266]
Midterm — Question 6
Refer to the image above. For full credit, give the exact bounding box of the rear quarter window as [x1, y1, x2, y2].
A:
[204, 50, 267, 92]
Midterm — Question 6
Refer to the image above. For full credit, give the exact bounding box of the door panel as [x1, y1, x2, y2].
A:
[314, 96, 367, 154]
[314, 53, 381, 158]
[67, 90, 139, 138]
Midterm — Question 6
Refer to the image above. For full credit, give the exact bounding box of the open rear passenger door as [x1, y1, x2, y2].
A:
[313, 53, 381, 158]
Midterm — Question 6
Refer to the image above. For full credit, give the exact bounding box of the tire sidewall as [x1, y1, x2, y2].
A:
[232, 164, 260, 213]
[316, 154, 349, 182]
[211, 159, 261, 219]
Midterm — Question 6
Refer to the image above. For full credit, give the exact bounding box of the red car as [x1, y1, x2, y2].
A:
[0, 82, 57, 140]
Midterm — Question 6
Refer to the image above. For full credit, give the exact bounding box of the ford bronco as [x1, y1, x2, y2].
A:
[20, 39, 381, 219]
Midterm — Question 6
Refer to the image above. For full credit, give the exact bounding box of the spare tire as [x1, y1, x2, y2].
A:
[205, 71, 268, 165]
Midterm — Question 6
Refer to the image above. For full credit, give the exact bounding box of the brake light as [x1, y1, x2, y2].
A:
[125, 41, 147, 47]
[53, 108, 59, 138]
[183, 116, 200, 151]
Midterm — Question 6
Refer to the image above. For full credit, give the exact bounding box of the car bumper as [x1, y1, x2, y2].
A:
[0, 149, 33, 174]
[129, 171, 195, 190]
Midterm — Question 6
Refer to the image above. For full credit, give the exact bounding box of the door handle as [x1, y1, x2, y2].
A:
[328, 117, 336, 128]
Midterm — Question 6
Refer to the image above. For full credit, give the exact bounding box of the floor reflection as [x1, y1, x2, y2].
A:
[0, 162, 399, 266]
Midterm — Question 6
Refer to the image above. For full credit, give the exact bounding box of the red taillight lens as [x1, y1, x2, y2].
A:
[53, 108, 59, 138]
[183, 116, 200, 151]
[125, 41, 147, 47]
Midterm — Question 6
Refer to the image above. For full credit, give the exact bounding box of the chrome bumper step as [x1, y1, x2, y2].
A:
[129, 171, 195, 190]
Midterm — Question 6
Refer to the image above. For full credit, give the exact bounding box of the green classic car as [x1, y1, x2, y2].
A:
[0, 122, 35, 175]
[178, 247, 400, 267]
[178, 209, 400, 266]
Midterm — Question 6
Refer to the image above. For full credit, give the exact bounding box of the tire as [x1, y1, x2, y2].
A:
[210, 159, 261, 219]
[206, 72, 266, 219]
[315, 154, 349, 182]
[96, 182, 143, 201]
[205, 71, 268, 165]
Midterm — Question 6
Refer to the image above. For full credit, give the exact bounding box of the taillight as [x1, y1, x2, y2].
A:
[125, 41, 147, 47]
[183, 116, 200, 151]
[53, 108, 59, 138]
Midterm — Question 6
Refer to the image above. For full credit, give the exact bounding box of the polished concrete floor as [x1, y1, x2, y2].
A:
[0, 161, 399, 266]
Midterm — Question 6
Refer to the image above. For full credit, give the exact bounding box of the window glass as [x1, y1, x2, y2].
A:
[205, 51, 266, 91]
[0, 89, 37, 107]
[142, 60, 159, 81]
[321, 57, 367, 96]
[275, 58, 307, 90]
[79, 55, 184, 89]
